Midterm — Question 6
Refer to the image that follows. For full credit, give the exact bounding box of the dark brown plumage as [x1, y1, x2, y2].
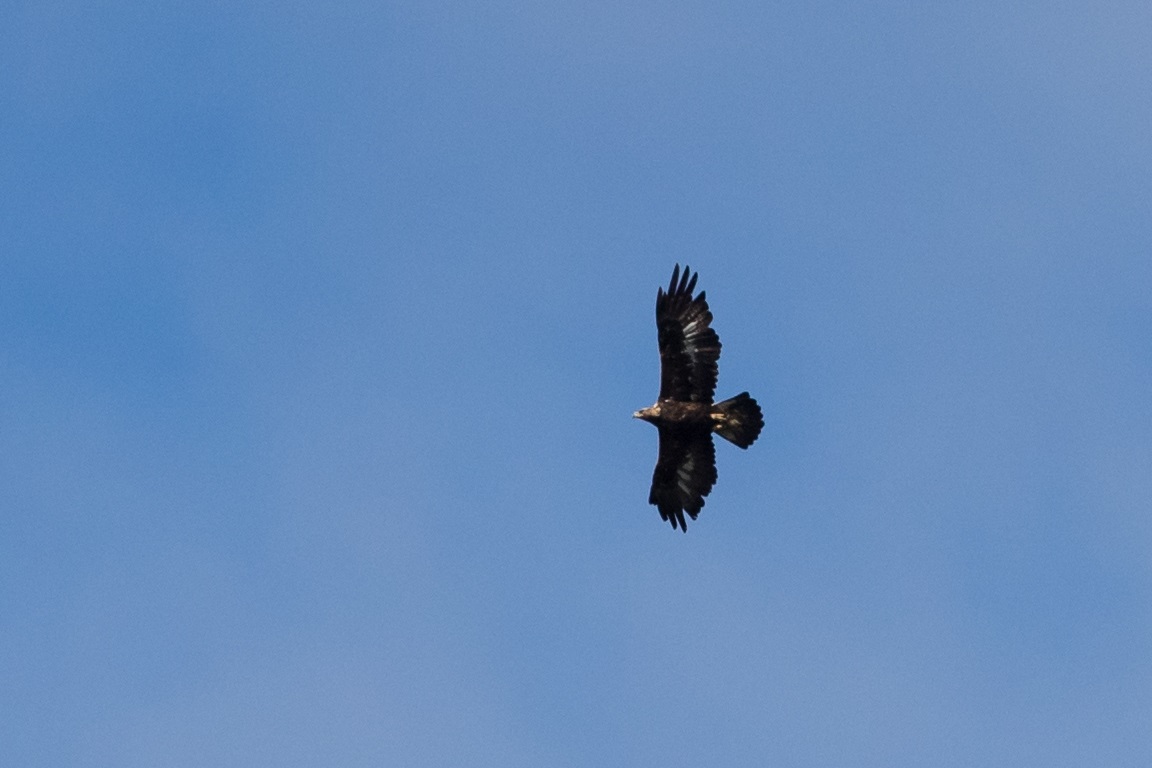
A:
[634, 265, 763, 531]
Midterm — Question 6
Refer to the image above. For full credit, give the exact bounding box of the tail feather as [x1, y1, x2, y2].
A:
[712, 392, 763, 448]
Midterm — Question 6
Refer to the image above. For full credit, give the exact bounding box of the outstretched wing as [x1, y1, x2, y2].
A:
[648, 427, 717, 531]
[656, 264, 721, 403]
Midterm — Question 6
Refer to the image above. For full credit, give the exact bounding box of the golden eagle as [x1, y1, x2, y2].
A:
[634, 265, 763, 531]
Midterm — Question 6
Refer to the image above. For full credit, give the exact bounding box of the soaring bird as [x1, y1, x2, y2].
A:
[634, 265, 763, 531]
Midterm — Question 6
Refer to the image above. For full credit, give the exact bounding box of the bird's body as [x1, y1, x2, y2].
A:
[634, 265, 763, 531]
[634, 400, 711, 427]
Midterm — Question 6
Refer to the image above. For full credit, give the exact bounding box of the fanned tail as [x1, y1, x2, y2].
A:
[711, 392, 763, 448]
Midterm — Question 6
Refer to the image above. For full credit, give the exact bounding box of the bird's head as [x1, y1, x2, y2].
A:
[633, 404, 661, 423]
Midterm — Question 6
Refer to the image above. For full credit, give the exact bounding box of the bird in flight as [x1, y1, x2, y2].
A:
[634, 265, 764, 531]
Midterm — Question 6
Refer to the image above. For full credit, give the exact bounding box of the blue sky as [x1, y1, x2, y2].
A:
[3, 1, 1151, 765]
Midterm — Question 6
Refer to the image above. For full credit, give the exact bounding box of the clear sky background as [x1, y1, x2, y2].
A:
[3, 1, 1151, 765]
